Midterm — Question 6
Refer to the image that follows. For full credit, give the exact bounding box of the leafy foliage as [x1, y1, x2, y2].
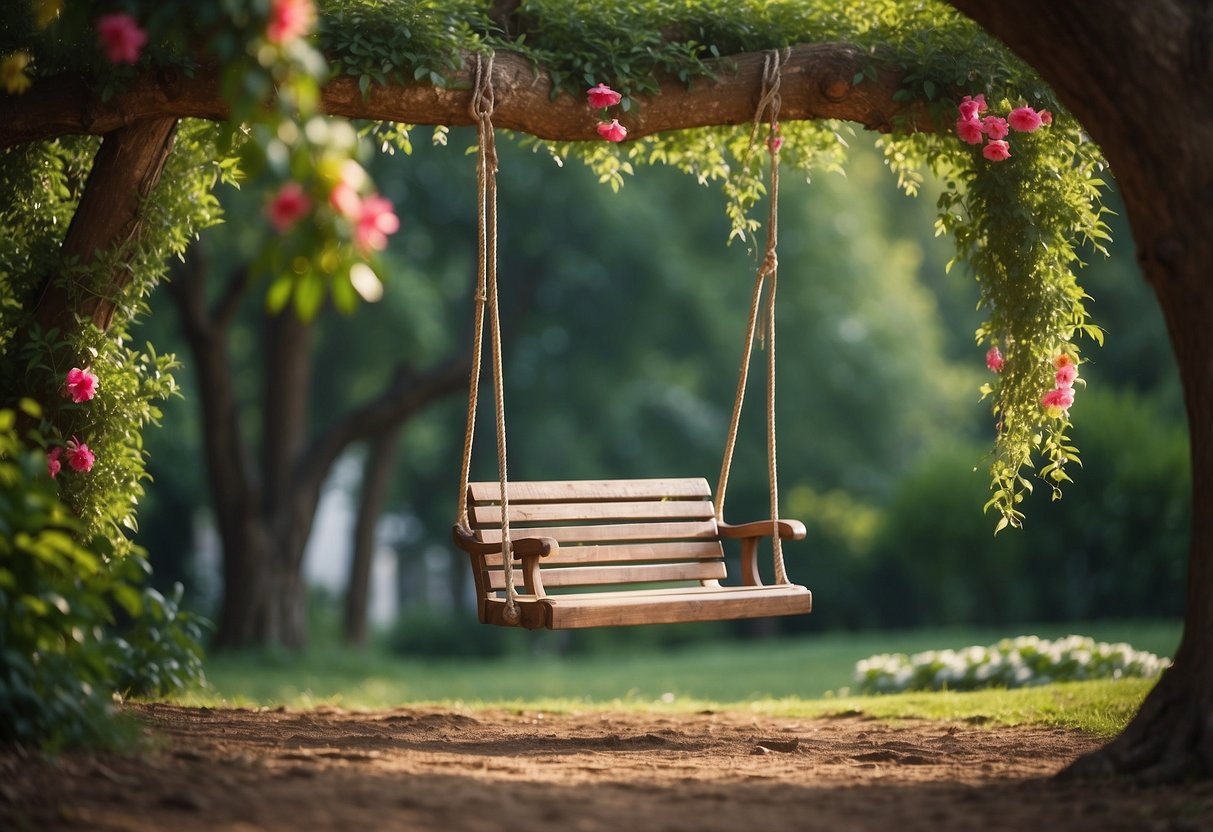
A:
[0, 122, 227, 748]
[0, 404, 207, 749]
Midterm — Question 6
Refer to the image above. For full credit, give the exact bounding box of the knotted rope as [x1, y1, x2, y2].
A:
[456, 52, 520, 623]
[714, 47, 791, 585]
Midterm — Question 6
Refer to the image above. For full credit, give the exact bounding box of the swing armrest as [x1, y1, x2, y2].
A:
[718, 519, 806, 541]
[718, 519, 805, 588]
[451, 526, 559, 559]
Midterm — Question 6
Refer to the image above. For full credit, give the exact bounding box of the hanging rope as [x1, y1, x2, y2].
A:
[714, 48, 791, 585]
[455, 51, 521, 623]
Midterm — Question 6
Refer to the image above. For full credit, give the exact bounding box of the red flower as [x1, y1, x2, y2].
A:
[1041, 386, 1076, 416]
[267, 0, 315, 44]
[1009, 106, 1044, 133]
[96, 13, 147, 65]
[955, 117, 983, 145]
[65, 438, 95, 473]
[981, 116, 1010, 140]
[586, 83, 622, 109]
[266, 182, 312, 232]
[958, 94, 988, 121]
[1055, 364, 1078, 388]
[986, 346, 1004, 373]
[596, 119, 627, 142]
[64, 367, 99, 403]
[354, 195, 399, 253]
[47, 447, 62, 479]
[982, 140, 1011, 162]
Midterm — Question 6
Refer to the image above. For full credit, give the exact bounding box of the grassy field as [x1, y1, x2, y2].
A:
[177, 620, 1179, 737]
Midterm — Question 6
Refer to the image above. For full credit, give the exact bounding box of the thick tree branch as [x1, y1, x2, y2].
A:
[0, 44, 925, 149]
[295, 350, 470, 503]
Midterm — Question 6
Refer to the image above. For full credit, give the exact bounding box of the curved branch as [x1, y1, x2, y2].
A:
[0, 44, 926, 149]
[293, 350, 471, 505]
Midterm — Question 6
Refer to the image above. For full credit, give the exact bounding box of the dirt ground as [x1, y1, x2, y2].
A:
[2, 703, 1212, 832]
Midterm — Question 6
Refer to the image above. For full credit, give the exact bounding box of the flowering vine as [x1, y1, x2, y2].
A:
[940, 89, 1106, 531]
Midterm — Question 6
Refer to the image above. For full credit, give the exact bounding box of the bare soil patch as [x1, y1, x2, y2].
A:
[3, 703, 1211, 831]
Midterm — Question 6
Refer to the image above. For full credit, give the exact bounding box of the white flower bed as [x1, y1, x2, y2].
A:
[853, 634, 1171, 694]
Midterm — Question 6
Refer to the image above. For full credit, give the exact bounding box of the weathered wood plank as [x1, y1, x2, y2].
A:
[488, 560, 727, 590]
[476, 520, 719, 546]
[483, 540, 724, 567]
[480, 584, 812, 628]
[468, 478, 711, 503]
[470, 498, 716, 525]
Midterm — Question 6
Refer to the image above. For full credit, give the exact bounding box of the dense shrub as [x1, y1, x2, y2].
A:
[0, 406, 207, 749]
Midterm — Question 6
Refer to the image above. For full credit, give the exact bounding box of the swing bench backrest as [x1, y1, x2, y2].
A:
[453, 477, 812, 629]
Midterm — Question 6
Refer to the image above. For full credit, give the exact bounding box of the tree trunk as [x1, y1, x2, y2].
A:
[344, 429, 403, 646]
[948, 0, 1213, 781]
[34, 117, 178, 334]
[167, 246, 469, 650]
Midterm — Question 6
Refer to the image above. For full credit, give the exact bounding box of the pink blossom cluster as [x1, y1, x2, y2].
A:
[955, 94, 1052, 162]
[1041, 353, 1079, 417]
[265, 166, 400, 254]
[586, 83, 628, 142]
[50, 368, 100, 478]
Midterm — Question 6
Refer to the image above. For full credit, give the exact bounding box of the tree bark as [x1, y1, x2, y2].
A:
[343, 428, 403, 646]
[0, 45, 926, 150]
[33, 117, 178, 333]
[948, 0, 1213, 782]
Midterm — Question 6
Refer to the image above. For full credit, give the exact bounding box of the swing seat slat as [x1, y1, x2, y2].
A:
[454, 477, 812, 630]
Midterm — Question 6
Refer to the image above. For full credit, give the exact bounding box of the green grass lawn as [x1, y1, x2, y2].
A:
[173, 619, 1178, 737]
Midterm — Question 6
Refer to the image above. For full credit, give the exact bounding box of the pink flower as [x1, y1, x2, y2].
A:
[596, 119, 628, 142]
[981, 116, 1009, 140]
[266, 182, 311, 232]
[96, 13, 147, 65]
[955, 117, 984, 145]
[64, 367, 99, 403]
[1041, 386, 1076, 416]
[1054, 353, 1075, 370]
[354, 195, 399, 253]
[1055, 363, 1078, 387]
[47, 447, 62, 479]
[1009, 106, 1044, 133]
[983, 140, 1012, 162]
[586, 83, 622, 109]
[65, 438, 95, 473]
[986, 346, 1004, 373]
[958, 94, 988, 121]
[1040, 109, 1053, 126]
[329, 182, 362, 218]
[267, 0, 315, 44]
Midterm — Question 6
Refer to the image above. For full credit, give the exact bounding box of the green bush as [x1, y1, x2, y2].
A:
[0, 406, 206, 749]
[863, 387, 1189, 628]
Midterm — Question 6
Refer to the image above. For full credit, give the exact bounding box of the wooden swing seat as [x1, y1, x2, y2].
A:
[453, 477, 812, 629]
